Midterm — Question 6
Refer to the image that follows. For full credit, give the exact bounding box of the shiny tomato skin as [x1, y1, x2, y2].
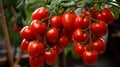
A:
[82, 50, 98, 66]
[20, 39, 29, 52]
[73, 28, 84, 42]
[92, 20, 108, 37]
[44, 49, 57, 65]
[30, 20, 42, 36]
[74, 16, 83, 29]
[28, 41, 45, 57]
[29, 55, 44, 67]
[58, 35, 68, 48]
[46, 27, 59, 43]
[82, 17, 90, 28]
[74, 42, 84, 56]
[101, 8, 114, 24]
[50, 16, 62, 29]
[62, 12, 75, 31]
[92, 38, 106, 54]
[32, 7, 49, 20]
[83, 32, 89, 41]
[20, 26, 33, 39]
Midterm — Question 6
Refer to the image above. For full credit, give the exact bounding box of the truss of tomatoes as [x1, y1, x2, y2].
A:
[20, 7, 114, 67]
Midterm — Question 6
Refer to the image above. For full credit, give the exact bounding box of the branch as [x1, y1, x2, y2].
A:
[0, 1, 14, 67]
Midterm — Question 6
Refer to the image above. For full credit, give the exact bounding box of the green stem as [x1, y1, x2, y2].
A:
[88, 7, 93, 50]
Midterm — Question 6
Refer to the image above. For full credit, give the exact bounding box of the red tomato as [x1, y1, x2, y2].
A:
[62, 12, 75, 31]
[28, 41, 45, 57]
[20, 39, 29, 52]
[20, 26, 33, 39]
[82, 50, 98, 66]
[58, 35, 68, 48]
[83, 32, 89, 41]
[91, 7, 98, 19]
[101, 8, 114, 24]
[32, 7, 49, 20]
[44, 49, 57, 65]
[46, 27, 59, 43]
[53, 45, 61, 55]
[74, 16, 83, 29]
[92, 20, 108, 37]
[41, 22, 47, 34]
[92, 38, 106, 54]
[29, 20, 42, 36]
[13, 23, 20, 32]
[50, 16, 62, 29]
[29, 55, 44, 67]
[82, 17, 90, 28]
[73, 28, 84, 42]
[74, 42, 84, 56]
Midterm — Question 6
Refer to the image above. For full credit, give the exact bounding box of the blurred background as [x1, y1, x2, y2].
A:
[0, 0, 120, 67]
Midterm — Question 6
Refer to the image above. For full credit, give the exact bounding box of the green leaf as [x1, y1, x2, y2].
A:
[110, 6, 120, 19]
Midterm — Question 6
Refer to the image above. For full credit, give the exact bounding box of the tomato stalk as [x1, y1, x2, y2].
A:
[88, 7, 93, 50]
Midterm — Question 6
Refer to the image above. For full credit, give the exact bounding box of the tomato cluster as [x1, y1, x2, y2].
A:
[20, 7, 114, 67]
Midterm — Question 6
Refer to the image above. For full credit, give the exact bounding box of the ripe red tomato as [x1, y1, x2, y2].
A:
[83, 32, 89, 41]
[50, 16, 62, 29]
[28, 41, 45, 57]
[91, 7, 98, 19]
[13, 23, 20, 32]
[30, 20, 43, 36]
[82, 50, 98, 66]
[62, 12, 75, 31]
[46, 27, 59, 43]
[41, 22, 47, 34]
[44, 49, 57, 65]
[92, 38, 106, 54]
[74, 42, 84, 56]
[92, 20, 108, 37]
[74, 16, 83, 29]
[82, 17, 90, 28]
[29, 55, 44, 67]
[20, 26, 33, 39]
[73, 28, 84, 42]
[53, 45, 61, 55]
[32, 7, 49, 20]
[101, 8, 114, 24]
[20, 39, 29, 52]
[58, 35, 68, 48]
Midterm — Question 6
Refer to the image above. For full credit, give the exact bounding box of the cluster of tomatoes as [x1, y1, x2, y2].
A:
[20, 6, 114, 67]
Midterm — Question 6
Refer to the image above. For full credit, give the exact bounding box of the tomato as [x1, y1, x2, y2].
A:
[82, 50, 98, 66]
[73, 28, 84, 42]
[13, 23, 20, 32]
[41, 22, 47, 34]
[62, 12, 75, 31]
[29, 55, 44, 67]
[74, 16, 89, 29]
[44, 49, 57, 65]
[30, 20, 42, 36]
[50, 16, 62, 29]
[74, 16, 83, 29]
[32, 7, 49, 20]
[74, 42, 84, 56]
[53, 45, 61, 55]
[92, 20, 108, 37]
[46, 27, 59, 43]
[20, 39, 29, 52]
[91, 7, 98, 19]
[83, 32, 89, 41]
[20, 26, 33, 39]
[82, 17, 90, 28]
[101, 8, 114, 24]
[28, 41, 45, 57]
[82, 9, 89, 17]
[58, 35, 68, 48]
[92, 38, 106, 54]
